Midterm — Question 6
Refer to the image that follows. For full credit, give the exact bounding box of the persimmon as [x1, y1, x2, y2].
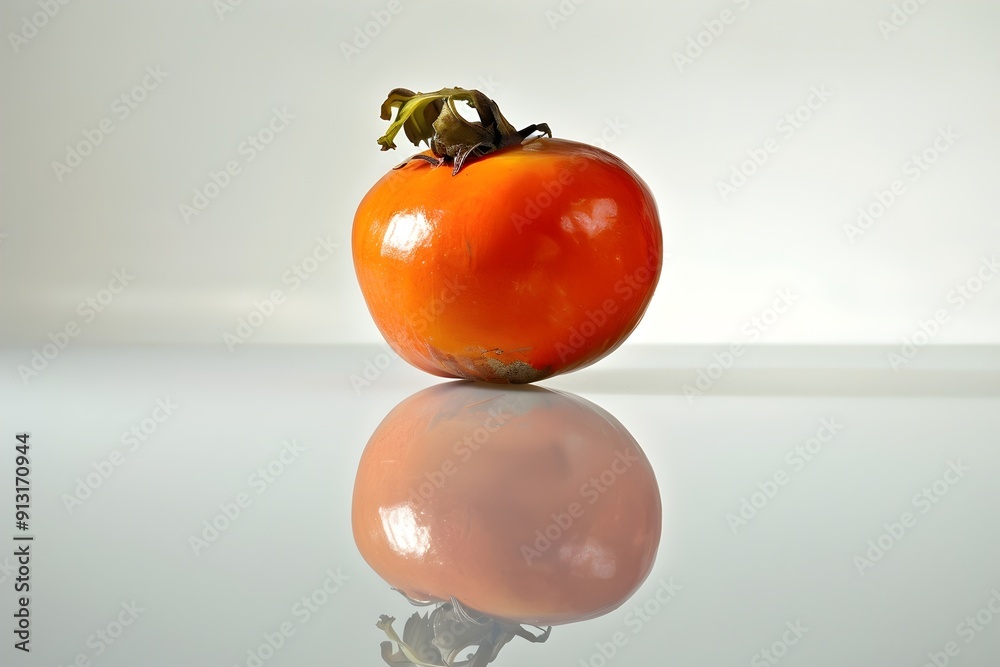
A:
[352, 382, 662, 664]
[352, 87, 662, 384]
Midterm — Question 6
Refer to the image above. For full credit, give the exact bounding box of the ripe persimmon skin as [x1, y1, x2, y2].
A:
[351, 382, 662, 626]
[352, 138, 662, 383]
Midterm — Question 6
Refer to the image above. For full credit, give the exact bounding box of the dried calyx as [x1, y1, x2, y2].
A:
[376, 592, 551, 667]
[377, 87, 551, 175]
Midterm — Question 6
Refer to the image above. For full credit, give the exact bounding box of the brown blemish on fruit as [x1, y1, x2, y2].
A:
[426, 345, 550, 384]
[484, 358, 547, 384]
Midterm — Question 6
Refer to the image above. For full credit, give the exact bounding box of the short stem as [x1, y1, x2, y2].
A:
[377, 87, 551, 175]
[376, 597, 551, 667]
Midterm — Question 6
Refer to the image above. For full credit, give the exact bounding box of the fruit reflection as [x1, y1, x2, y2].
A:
[352, 382, 662, 666]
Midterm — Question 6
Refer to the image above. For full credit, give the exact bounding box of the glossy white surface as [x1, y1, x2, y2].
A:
[2, 345, 998, 666]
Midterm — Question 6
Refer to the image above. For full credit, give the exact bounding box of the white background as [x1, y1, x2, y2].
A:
[2, 0, 999, 348]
